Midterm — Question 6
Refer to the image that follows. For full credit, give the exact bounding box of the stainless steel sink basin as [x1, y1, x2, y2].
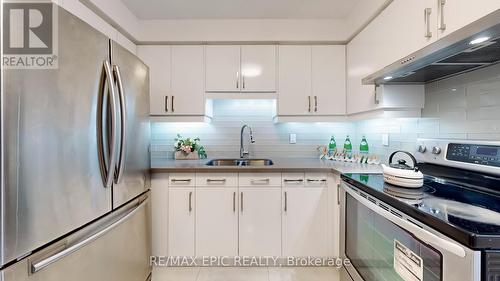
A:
[206, 158, 274, 167]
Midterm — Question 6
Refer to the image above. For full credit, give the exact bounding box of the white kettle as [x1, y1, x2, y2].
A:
[382, 151, 424, 188]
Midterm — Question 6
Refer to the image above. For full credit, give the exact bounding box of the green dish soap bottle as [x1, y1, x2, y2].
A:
[344, 135, 353, 156]
[328, 136, 337, 157]
[360, 135, 369, 154]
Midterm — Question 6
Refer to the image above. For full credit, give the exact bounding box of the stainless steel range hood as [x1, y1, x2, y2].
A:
[363, 9, 500, 85]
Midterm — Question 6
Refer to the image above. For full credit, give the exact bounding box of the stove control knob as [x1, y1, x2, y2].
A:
[417, 145, 427, 153]
[432, 146, 442, 155]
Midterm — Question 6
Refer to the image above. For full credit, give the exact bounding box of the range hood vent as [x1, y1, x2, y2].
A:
[363, 9, 500, 85]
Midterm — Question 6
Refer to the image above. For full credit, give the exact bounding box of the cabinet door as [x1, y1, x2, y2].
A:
[137, 46, 171, 115]
[205, 45, 241, 92]
[151, 173, 169, 257]
[283, 187, 329, 257]
[346, 0, 435, 114]
[196, 188, 238, 256]
[278, 46, 312, 115]
[171, 46, 205, 115]
[438, 0, 500, 39]
[239, 188, 282, 256]
[168, 188, 195, 256]
[241, 45, 276, 92]
[312, 46, 346, 115]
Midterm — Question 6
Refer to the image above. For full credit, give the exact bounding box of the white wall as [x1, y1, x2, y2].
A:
[60, 0, 137, 54]
[139, 19, 348, 43]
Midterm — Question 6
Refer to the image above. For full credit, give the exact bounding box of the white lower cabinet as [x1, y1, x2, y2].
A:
[196, 187, 238, 256]
[168, 187, 195, 256]
[239, 188, 282, 256]
[156, 171, 335, 259]
[282, 186, 329, 257]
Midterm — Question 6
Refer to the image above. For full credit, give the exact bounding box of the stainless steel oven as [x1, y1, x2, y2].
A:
[339, 181, 480, 281]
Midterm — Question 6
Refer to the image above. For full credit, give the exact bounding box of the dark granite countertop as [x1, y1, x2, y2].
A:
[151, 158, 383, 174]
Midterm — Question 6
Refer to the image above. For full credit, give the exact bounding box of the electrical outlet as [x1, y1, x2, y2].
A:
[382, 134, 389, 146]
[289, 133, 297, 144]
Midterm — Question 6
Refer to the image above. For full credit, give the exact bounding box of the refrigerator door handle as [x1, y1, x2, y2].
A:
[98, 60, 118, 188]
[29, 195, 149, 274]
[113, 64, 126, 184]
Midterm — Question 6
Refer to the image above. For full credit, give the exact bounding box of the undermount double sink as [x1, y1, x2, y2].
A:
[206, 158, 274, 167]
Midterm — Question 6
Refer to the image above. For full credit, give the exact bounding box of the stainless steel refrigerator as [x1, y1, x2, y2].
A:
[1, 4, 151, 280]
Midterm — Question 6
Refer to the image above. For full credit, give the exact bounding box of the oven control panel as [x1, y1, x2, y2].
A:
[447, 143, 500, 167]
[416, 139, 500, 176]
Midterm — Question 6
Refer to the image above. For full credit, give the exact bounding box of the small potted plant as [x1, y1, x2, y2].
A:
[174, 134, 207, 160]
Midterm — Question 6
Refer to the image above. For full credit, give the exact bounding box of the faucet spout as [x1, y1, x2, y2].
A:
[240, 124, 255, 158]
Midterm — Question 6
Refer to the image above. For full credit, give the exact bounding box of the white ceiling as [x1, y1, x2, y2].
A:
[120, 0, 361, 20]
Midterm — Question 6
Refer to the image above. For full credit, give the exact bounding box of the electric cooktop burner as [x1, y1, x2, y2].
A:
[342, 162, 500, 249]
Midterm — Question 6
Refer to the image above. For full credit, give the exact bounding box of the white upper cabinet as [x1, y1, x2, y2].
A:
[205, 45, 241, 92]
[312, 46, 346, 115]
[205, 45, 276, 93]
[170, 46, 205, 115]
[278, 45, 346, 117]
[347, 0, 432, 115]
[437, 0, 500, 39]
[138, 45, 206, 117]
[278, 46, 312, 116]
[240, 45, 277, 92]
[137, 46, 171, 115]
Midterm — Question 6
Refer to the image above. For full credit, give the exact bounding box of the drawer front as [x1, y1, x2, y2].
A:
[282, 172, 305, 187]
[169, 173, 195, 187]
[196, 173, 238, 187]
[305, 173, 328, 187]
[239, 173, 282, 187]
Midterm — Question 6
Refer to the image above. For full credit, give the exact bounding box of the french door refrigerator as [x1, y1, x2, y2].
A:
[1, 4, 151, 280]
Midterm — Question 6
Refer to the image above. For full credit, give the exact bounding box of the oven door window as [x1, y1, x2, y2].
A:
[346, 194, 442, 281]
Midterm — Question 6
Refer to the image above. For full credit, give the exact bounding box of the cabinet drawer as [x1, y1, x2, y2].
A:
[305, 173, 328, 187]
[196, 173, 238, 187]
[239, 173, 282, 187]
[282, 172, 305, 187]
[169, 173, 195, 187]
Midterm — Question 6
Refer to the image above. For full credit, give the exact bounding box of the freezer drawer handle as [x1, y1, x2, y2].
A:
[113, 64, 126, 184]
[29, 196, 148, 274]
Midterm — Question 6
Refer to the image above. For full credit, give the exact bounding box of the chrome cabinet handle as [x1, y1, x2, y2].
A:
[29, 196, 148, 273]
[306, 179, 326, 183]
[99, 60, 118, 189]
[438, 0, 446, 31]
[337, 183, 341, 205]
[113, 65, 126, 184]
[284, 179, 303, 183]
[164, 96, 168, 112]
[242, 75, 246, 89]
[314, 96, 318, 112]
[171, 179, 192, 183]
[233, 192, 236, 213]
[188, 191, 193, 212]
[284, 191, 288, 212]
[250, 179, 270, 184]
[171, 95, 175, 112]
[342, 184, 466, 258]
[206, 179, 227, 183]
[308, 96, 311, 112]
[240, 192, 244, 213]
[236, 71, 239, 89]
[424, 8, 433, 38]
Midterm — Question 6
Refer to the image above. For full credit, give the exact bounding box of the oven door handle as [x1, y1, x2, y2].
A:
[343, 184, 467, 258]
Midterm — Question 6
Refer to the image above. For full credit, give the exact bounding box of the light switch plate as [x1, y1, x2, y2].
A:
[289, 133, 297, 144]
[382, 134, 389, 146]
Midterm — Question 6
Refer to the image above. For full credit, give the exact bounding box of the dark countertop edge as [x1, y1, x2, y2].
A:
[340, 174, 500, 250]
[151, 167, 340, 173]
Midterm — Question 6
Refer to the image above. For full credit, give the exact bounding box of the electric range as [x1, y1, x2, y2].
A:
[339, 139, 500, 281]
